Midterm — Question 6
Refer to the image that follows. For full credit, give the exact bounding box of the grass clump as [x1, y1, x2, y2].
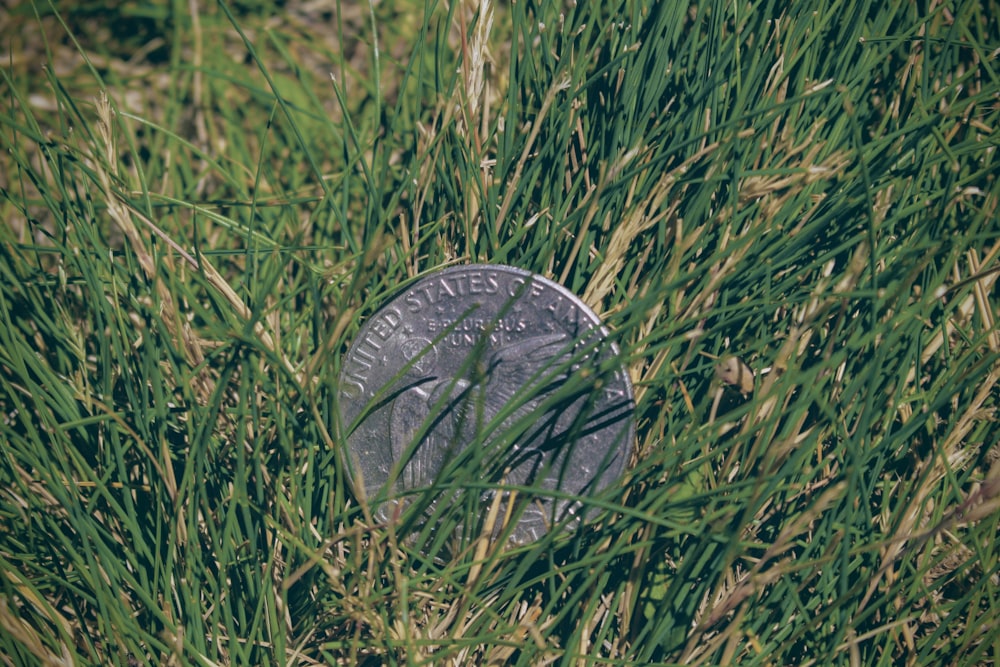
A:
[1, 0, 998, 664]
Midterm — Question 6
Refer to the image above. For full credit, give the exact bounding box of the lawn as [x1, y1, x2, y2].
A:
[1, 0, 998, 664]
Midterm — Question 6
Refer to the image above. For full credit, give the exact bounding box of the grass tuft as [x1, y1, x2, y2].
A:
[1, 0, 998, 664]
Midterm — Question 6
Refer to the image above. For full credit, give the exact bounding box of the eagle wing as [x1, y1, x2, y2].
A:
[480, 334, 580, 478]
[389, 377, 473, 489]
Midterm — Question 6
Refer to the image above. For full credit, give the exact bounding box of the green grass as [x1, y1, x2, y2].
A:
[1, 0, 999, 664]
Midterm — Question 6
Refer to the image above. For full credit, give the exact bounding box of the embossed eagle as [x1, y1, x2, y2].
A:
[388, 333, 582, 490]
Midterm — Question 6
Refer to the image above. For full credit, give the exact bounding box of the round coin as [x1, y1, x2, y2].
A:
[338, 264, 635, 544]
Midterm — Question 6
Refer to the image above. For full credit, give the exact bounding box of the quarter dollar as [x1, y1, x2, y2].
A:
[338, 265, 635, 544]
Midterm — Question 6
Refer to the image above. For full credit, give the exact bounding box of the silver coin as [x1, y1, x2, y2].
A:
[337, 264, 635, 544]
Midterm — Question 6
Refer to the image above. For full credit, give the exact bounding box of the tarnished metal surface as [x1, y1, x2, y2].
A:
[338, 265, 634, 543]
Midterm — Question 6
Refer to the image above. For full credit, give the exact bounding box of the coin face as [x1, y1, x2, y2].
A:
[338, 265, 635, 544]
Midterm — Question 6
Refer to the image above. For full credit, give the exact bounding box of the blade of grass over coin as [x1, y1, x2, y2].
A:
[1, 0, 998, 665]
